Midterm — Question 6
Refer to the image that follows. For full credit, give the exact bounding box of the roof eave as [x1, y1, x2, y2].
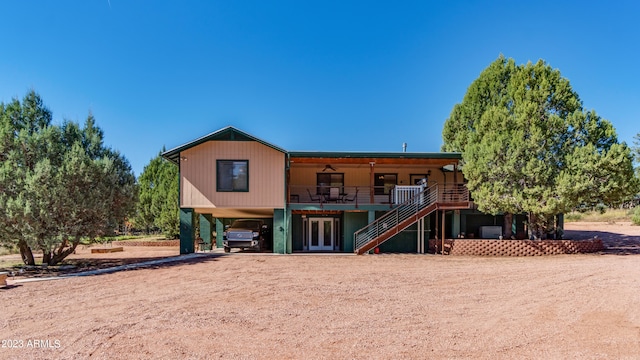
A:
[162, 126, 287, 164]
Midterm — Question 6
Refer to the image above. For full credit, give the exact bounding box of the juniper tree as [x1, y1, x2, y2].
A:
[443, 56, 638, 238]
[0, 91, 136, 265]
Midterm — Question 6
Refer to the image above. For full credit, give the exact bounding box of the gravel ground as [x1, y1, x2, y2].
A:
[1, 222, 640, 359]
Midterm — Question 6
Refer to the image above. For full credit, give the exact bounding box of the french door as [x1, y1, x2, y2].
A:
[306, 218, 340, 251]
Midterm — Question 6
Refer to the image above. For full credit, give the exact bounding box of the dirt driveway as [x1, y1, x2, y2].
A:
[1, 223, 640, 359]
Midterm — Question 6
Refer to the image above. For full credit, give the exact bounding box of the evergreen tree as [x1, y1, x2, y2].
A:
[633, 133, 640, 168]
[443, 57, 638, 238]
[135, 151, 179, 238]
[0, 91, 136, 265]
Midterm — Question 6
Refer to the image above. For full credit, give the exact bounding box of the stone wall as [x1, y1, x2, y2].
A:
[111, 240, 180, 247]
[428, 238, 603, 256]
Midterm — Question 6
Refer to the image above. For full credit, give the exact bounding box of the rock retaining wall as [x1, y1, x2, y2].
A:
[111, 240, 180, 247]
[428, 239, 603, 256]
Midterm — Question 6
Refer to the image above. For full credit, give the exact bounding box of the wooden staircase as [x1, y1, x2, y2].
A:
[353, 184, 470, 254]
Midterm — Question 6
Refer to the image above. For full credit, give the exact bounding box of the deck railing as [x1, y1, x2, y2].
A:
[393, 185, 422, 204]
[288, 185, 394, 206]
[288, 183, 469, 206]
[437, 183, 470, 203]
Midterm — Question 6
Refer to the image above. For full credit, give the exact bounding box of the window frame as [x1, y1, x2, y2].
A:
[374, 173, 397, 195]
[410, 174, 429, 185]
[316, 173, 344, 195]
[216, 160, 249, 192]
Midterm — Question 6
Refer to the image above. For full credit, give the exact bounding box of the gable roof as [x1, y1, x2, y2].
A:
[162, 126, 287, 164]
[162, 126, 462, 166]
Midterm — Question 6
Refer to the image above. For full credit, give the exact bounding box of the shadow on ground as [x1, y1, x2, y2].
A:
[564, 230, 640, 255]
[2, 253, 226, 279]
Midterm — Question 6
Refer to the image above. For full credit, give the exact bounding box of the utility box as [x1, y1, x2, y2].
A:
[479, 226, 502, 239]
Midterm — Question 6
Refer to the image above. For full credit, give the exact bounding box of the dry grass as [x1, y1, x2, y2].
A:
[565, 208, 633, 223]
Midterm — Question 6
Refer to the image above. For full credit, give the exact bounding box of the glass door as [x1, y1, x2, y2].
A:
[308, 218, 334, 251]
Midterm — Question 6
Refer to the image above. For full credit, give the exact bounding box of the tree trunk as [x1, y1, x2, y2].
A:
[18, 240, 35, 266]
[42, 252, 51, 265]
[49, 239, 80, 266]
[527, 213, 541, 240]
[503, 213, 513, 239]
[555, 214, 564, 239]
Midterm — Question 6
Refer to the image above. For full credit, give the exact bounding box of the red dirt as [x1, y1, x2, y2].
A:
[1, 222, 640, 359]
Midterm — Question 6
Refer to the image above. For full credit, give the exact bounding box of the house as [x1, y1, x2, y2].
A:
[162, 126, 521, 255]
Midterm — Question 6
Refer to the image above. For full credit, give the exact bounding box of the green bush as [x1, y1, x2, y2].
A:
[632, 207, 640, 226]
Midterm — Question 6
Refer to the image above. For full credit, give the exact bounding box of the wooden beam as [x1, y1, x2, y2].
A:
[441, 210, 445, 255]
[369, 162, 375, 204]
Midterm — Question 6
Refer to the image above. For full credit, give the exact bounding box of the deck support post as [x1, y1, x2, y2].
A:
[417, 216, 425, 253]
[179, 208, 195, 254]
[199, 214, 213, 250]
[369, 162, 375, 204]
[441, 210, 445, 255]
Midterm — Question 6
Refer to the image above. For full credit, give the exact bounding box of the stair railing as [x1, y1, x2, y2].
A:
[354, 184, 439, 252]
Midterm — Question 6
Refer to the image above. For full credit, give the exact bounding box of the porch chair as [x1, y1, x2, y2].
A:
[328, 187, 341, 202]
[307, 189, 322, 202]
[343, 189, 358, 202]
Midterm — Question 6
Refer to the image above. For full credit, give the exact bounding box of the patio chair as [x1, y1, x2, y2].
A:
[328, 187, 341, 202]
[307, 189, 322, 202]
[343, 189, 358, 202]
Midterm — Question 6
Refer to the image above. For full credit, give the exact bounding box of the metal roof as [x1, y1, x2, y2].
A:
[288, 151, 461, 159]
[162, 126, 287, 164]
[162, 126, 462, 165]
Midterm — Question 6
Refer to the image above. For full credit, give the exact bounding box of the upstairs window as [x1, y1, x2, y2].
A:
[374, 173, 397, 195]
[217, 160, 249, 192]
[316, 173, 344, 195]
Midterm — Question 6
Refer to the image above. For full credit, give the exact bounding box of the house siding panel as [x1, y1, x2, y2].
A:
[180, 141, 285, 208]
[289, 164, 462, 188]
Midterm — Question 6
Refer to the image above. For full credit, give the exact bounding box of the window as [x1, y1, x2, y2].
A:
[316, 173, 344, 195]
[410, 174, 428, 185]
[217, 160, 248, 192]
[374, 173, 397, 195]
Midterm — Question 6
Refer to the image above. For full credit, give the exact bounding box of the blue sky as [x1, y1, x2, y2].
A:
[1, 1, 639, 176]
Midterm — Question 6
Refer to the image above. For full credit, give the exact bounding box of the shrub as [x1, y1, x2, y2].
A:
[632, 207, 640, 226]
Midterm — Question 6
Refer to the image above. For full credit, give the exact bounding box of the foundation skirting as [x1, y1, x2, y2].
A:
[428, 238, 604, 256]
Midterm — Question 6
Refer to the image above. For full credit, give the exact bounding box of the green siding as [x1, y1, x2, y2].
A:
[463, 211, 500, 238]
[378, 223, 418, 253]
[291, 214, 304, 251]
[285, 208, 292, 253]
[452, 211, 461, 238]
[215, 218, 224, 248]
[372, 212, 431, 253]
[179, 208, 195, 254]
[343, 212, 368, 253]
[199, 214, 213, 249]
[273, 209, 289, 253]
